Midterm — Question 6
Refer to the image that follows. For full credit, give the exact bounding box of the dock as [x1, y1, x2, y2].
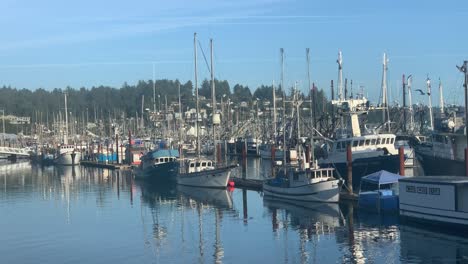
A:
[80, 161, 133, 170]
[230, 177, 263, 190]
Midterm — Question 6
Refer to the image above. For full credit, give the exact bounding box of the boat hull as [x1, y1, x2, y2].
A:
[320, 155, 400, 191]
[137, 161, 179, 182]
[55, 152, 81, 166]
[177, 166, 234, 188]
[415, 151, 464, 176]
[263, 179, 341, 203]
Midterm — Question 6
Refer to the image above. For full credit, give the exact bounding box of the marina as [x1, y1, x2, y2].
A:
[1, 1, 468, 262]
[0, 161, 466, 263]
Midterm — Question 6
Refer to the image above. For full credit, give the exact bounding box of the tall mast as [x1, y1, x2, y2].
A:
[306, 48, 315, 162]
[337, 50, 343, 101]
[194, 33, 200, 158]
[407, 75, 414, 131]
[426, 77, 434, 130]
[64, 92, 69, 145]
[439, 78, 444, 114]
[456, 61, 468, 146]
[381, 53, 390, 132]
[153, 63, 156, 114]
[178, 82, 183, 142]
[272, 80, 277, 142]
[210, 38, 217, 160]
[402, 74, 407, 133]
[306, 49, 313, 124]
[280, 48, 286, 167]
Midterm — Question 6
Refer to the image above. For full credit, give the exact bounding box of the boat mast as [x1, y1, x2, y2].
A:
[272, 80, 277, 142]
[337, 51, 343, 101]
[381, 53, 390, 132]
[439, 78, 444, 114]
[281, 48, 287, 167]
[306, 48, 315, 162]
[64, 92, 69, 145]
[457, 60, 468, 145]
[194, 33, 200, 158]
[153, 63, 156, 114]
[210, 39, 217, 161]
[426, 77, 434, 130]
[178, 82, 183, 143]
[407, 75, 414, 131]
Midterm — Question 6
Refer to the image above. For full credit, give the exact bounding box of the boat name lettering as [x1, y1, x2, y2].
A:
[429, 187, 440, 195]
[416, 186, 427, 194]
[406, 185, 416, 193]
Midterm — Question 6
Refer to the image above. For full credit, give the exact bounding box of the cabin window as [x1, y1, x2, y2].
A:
[371, 139, 376, 145]
[165, 158, 169, 162]
[429, 187, 440, 195]
[390, 138, 395, 144]
[352, 141, 358, 147]
[208, 162, 212, 166]
[376, 138, 381, 144]
[190, 163, 195, 167]
[196, 162, 201, 167]
[201, 162, 207, 167]
[155, 160, 159, 164]
[406, 185, 416, 193]
[159, 158, 164, 162]
[359, 140, 364, 146]
[365, 139, 371, 146]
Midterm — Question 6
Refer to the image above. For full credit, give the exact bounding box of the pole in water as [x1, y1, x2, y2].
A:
[399, 146, 405, 176]
[465, 148, 468, 177]
[346, 144, 353, 194]
[271, 145, 276, 167]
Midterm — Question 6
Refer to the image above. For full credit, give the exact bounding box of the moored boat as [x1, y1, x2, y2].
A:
[263, 163, 341, 203]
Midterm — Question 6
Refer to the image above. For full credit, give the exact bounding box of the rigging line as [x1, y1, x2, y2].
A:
[197, 40, 211, 74]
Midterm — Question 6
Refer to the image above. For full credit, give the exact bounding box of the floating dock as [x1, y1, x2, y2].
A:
[80, 161, 133, 170]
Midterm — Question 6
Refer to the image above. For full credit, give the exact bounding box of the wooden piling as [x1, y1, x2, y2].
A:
[399, 146, 405, 176]
[346, 144, 353, 194]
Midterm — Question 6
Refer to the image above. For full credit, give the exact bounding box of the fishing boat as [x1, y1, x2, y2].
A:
[319, 53, 400, 190]
[176, 34, 236, 189]
[399, 176, 468, 228]
[263, 161, 341, 202]
[136, 148, 180, 182]
[54, 92, 81, 166]
[414, 64, 468, 176]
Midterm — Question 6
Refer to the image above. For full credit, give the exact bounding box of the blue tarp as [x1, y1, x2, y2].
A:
[361, 170, 403, 185]
[150, 149, 179, 159]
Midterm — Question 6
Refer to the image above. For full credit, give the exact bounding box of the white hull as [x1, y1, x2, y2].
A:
[400, 203, 468, 226]
[55, 152, 81, 166]
[263, 179, 341, 203]
[177, 167, 232, 188]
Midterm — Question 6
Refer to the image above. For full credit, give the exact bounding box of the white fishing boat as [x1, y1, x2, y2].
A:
[54, 92, 81, 166]
[176, 33, 236, 188]
[263, 161, 341, 203]
[55, 145, 82, 166]
[177, 158, 236, 188]
[399, 176, 468, 228]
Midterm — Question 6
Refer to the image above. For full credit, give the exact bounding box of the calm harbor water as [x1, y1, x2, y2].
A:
[0, 159, 467, 263]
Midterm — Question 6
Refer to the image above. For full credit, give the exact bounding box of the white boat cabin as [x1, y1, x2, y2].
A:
[154, 157, 177, 164]
[332, 134, 397, 153]
[186, 159, 215, 173]
[287, 167, 336, 187]
[59, 145, 78, 154]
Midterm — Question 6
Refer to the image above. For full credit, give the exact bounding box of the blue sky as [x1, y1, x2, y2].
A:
[0, 0, 466, 105]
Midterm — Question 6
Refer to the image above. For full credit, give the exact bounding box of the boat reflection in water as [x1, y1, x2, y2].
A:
[263, 197, 344, 232]
[138, 182, 235, 264]
[400, 224, 468, 263]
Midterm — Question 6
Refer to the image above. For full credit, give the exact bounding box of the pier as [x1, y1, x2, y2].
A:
[80, 161, 132, 170]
